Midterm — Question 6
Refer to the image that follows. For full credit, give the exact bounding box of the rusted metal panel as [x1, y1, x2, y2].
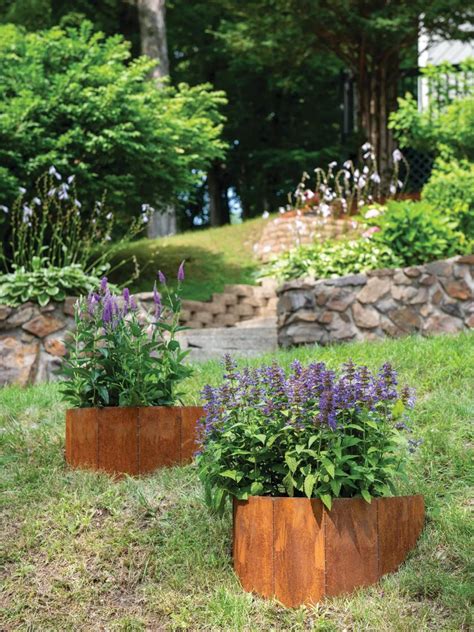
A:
[378, 495, 425, 576]
[233, 497, 274, 599]
[65, 408, 98, 469]
[138, 406, 181, 472]
[180, 406, 205, 462]
[97, 407, 139, 475]
[273, 498, 325, 607]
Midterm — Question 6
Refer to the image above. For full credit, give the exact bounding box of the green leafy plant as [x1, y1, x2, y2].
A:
[0, 21, 226, 232]
[197, 357, 418, 513]
[0, 259, 111, 307]
[422, 159, 474, 239]
[371, 200, 468, 266]
[261, 234, 401, 282]
[59, 266, 191, 408]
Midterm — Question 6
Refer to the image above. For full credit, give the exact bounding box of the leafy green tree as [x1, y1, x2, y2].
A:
[0, 22, 226, 236]
[168, 0, 342, 221]
[212, 0, 474, 185]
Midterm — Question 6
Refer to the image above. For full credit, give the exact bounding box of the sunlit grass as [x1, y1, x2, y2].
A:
[1, 332, 473, 631]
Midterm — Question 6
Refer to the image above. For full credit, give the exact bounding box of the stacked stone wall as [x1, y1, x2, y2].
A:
[277, 255, 474, 347]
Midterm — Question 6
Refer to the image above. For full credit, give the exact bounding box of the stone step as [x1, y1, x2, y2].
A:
[178, 325, 278, 362]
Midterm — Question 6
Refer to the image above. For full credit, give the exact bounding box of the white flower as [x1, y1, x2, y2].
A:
[363, 166, 369, 175]
[19, 187, 26, 194]
[343, 170, 351, 180]
[328, 161, 337, 169]
[304, 189, 315, 200]
[354, 169, 360, 179]
[357, 176, 367, 189]
[67, 175, 75, 184]
[361, 142, 372, 151]
[74, 199, 82, 208]
[262, 211, 270, 219]
[106, 212, 113, 220]
[22, 204, 33, 222]
[0, 205, 9, 214]
[142, 215, 149, 224]
[32, 197, 41, 206]
[370, 172, 381, 184]
[358, 200, 365, 207]
[296, 209, 302, 217]
[365, 208, 380, 219]
[390, 184, 396, 194]
[278, 206, 286, 214]
[48, 165, 62, 180]
[397, 180, 403, 189]
[343, 160, 352, 169]
[392, 149, 403, 162]
[320, 203, 331, 218]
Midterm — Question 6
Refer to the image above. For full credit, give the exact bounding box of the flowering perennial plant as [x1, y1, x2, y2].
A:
[59, 268, 191, 408]
[197, 356, 417, 513]
[288, 143, 408, 219]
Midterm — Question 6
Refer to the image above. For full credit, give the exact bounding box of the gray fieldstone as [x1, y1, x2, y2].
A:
[357, 277, 391, 303]
[352, 302, 380, 329]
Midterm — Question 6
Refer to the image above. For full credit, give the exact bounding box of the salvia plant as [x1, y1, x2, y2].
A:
[197, 356, 419, 514]
[59, 264, 191, 408]
[288, 143, 409, 218]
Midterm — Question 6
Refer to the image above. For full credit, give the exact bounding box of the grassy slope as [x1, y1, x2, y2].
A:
[107, 216, 268, 301]
[1, 333, 473, 631]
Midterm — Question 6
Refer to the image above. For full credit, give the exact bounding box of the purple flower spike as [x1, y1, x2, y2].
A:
[177, 261, 185, 282]
[158, 270, 166, 284]
[123, 288, 130, 304]
[153, 282, 162, 318]
[100, 277, 108, 293]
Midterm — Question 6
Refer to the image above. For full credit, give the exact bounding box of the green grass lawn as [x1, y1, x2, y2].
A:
[1, 333, 473, 631]
[107, 216, 268, 301]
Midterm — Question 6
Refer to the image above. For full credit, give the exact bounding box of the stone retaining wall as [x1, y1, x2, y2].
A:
[0, 280, 278, 386]
[254, 215, 360, 262]
[277, 255, 474, 347]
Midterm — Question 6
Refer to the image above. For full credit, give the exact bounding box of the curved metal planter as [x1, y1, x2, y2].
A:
[65, 406, 204, 476]
[233, 495, 425, 607]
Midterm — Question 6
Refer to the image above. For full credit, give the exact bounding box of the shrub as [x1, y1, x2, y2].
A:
[59, 268, 191, 408]
[0, 22, 226, 232]
[197, 356, 418, 513]
[422, 159, 474, 239]
[261, 235, 401, 281]
[371, 200, 468, 266]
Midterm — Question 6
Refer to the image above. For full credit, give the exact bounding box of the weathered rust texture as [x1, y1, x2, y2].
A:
[139, 407, 181, 472]
[233, 497, 274, 598]
[273, 498, 325, 607]
[65, 408, 98, 469]
[65, 406, 204, 476]
[232, 495, 424, 607]
[377, 495, 425, 576]
[98, 407, 139, 475]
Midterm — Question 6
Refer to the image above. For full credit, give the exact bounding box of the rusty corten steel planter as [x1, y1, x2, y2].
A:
[65, 405, 204, 476]
[233, 495, 425, 607]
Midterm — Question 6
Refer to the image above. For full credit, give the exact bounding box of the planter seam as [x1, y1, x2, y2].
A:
[96, 409, 99, 469]
[137, 409, 140, 475]
[272, 498, 275, 598]
[323, 502, 327, 595]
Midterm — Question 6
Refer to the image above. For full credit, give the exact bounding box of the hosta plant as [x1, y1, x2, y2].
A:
[59, 265, 191, 408]
[197, 356, 419, 513]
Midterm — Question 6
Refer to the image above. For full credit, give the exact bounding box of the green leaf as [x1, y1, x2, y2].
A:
[250, 481, 264, 495]
[319, 494, 332, 510]
[330, 480, 341, 497]
[285, 454, 298, 473]
[361, 489, 372, 504]
[304, 474, 316, 498]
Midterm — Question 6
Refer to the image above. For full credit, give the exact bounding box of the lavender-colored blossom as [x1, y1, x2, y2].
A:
[158, 270, 166, 284]
[153, 283, 162, 318]
[177, 261, 185, 282]
[100, 277, 108, 293]
[49, 165, 62, 180]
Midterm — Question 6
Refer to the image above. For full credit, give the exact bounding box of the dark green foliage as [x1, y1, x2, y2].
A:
[262, 236, 401, 282]
[372, 201, 468, 266]
[0, 22, 226, 228]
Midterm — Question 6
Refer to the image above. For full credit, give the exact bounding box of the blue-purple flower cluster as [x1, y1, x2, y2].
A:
[84, 278, 139, 328]
[201, 355, 415, 436]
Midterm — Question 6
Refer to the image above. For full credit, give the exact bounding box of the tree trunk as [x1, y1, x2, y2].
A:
[356, 54, 399, 190]
[137, 0, 176, 237]
[137, 0, 169, 80]
[208, 162, 230, 227]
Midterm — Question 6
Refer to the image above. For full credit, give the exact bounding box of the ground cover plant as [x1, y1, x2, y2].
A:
[1, 332, 472, 631]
